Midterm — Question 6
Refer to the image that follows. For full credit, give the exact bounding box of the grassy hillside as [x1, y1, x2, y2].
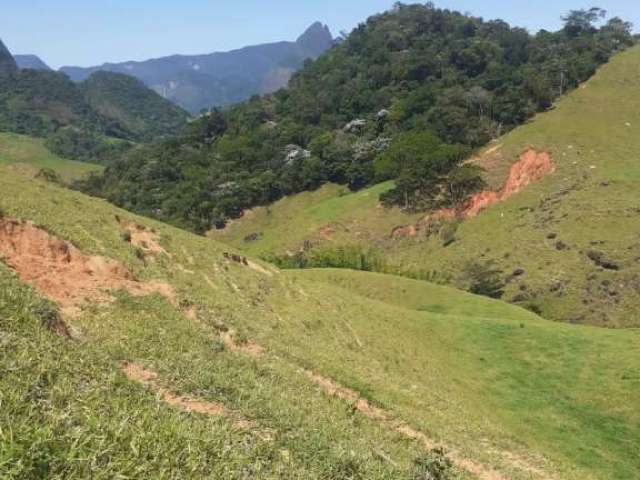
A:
[1, 159, 640, 479]
[213, 45, 640, 328]
[0, 132, 102, 181]
[212, 181, 420, 257]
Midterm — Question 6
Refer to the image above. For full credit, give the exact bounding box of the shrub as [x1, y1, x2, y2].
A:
[463, 260, 506, 299]
[439, 221, 459, 247]
[411, 448, 454, 480]
[35, 168, 63, 185]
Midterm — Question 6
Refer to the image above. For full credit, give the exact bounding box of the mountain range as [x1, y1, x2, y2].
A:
[14, 54, 51, 70]
[60, 22, 334, 113]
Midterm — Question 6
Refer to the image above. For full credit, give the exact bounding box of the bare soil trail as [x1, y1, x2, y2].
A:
[220, 331, 552, 480]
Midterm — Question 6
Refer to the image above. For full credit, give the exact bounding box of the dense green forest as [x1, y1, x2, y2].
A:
[0, 67, 189, 164]
[80, 3, 635, 232]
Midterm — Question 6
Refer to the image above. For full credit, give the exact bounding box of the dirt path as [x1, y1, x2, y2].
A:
[218, 332, 552, 480]
[124, 362, 260, 433]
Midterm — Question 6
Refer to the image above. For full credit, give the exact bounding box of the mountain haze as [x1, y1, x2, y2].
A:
[0, 39, 189, 163]
[14, 54, 51, 70]
[61, 22, 335, 113]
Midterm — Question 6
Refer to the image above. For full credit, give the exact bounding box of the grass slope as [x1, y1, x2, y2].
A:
[0, 132, 102, 181]
[1, 164, 639, 479]
[213, 46, 640, 328]
[211, 181, 419, 257]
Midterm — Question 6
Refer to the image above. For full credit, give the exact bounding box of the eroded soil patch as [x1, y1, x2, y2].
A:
[393, 149, 554, 238]
[118, 217, 168, 255]
[220, 330, 265, 359]
[0, 218, 173, 315]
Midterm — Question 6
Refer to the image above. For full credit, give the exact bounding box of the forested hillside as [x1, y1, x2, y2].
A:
[0, 39, 17, 73]
[0, 39, 189, 164]
[84, 3, 635, 233]
[81, 71, 191, 141]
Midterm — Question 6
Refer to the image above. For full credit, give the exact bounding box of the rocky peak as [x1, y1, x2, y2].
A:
[296, 22, 333, 57]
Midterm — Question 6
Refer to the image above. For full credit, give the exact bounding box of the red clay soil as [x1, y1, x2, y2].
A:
[119, 219, 168, 255]
[0, 219, 173, 315]
[460, 149, 554, 218]
[392, 149, 554, 238]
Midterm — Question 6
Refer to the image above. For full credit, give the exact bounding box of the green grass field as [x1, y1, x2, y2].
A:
[0, 132, 102, 181]
[1, 159, 640, 479]
[214, 46, 640, 328]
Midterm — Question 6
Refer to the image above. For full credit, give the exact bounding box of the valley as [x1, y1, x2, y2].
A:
[1, 3, 639, 479]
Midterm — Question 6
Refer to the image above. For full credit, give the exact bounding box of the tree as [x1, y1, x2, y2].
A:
[562, 7, 607, 37]
[443, 164, 486, 206]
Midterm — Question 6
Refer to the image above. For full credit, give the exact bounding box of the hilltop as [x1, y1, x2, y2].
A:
[214, 45, 640, 328]
[1, 143, 640, 479]
[60, 22, 335, 113]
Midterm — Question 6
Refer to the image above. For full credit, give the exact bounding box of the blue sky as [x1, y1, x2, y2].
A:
[2, 1, 638, 69]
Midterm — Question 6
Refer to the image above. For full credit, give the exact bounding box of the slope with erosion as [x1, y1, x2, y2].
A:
[213, 45, 640, 328]
[1, 159, 640, 478]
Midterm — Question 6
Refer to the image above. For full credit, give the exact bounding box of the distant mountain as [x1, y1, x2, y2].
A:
[81, 71, 190, 141]
[14, 54, 51, 71]
[0, 39, 189, 159]
[0, 39, 17, 74]
[61, 22, 334, 113]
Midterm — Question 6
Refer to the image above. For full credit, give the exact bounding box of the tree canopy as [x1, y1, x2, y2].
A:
[80, 3, 635, 233]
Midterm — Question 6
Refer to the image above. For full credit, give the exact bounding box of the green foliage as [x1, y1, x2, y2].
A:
[44, 127, 132, 164]
[265, 244, 386, 272]
[80, 71, 190, 142]
[0, 68, 188, 165]
[377, 132, 472, 210]
[263, 244, 452, 286]
[0, 69, 98, 137]
[35, 168, 63, 185]
[81, 3, 634, 232]
[439, 221, 459, 247]
[411, 448, 454, 480]
[463, 260, 506, 299]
